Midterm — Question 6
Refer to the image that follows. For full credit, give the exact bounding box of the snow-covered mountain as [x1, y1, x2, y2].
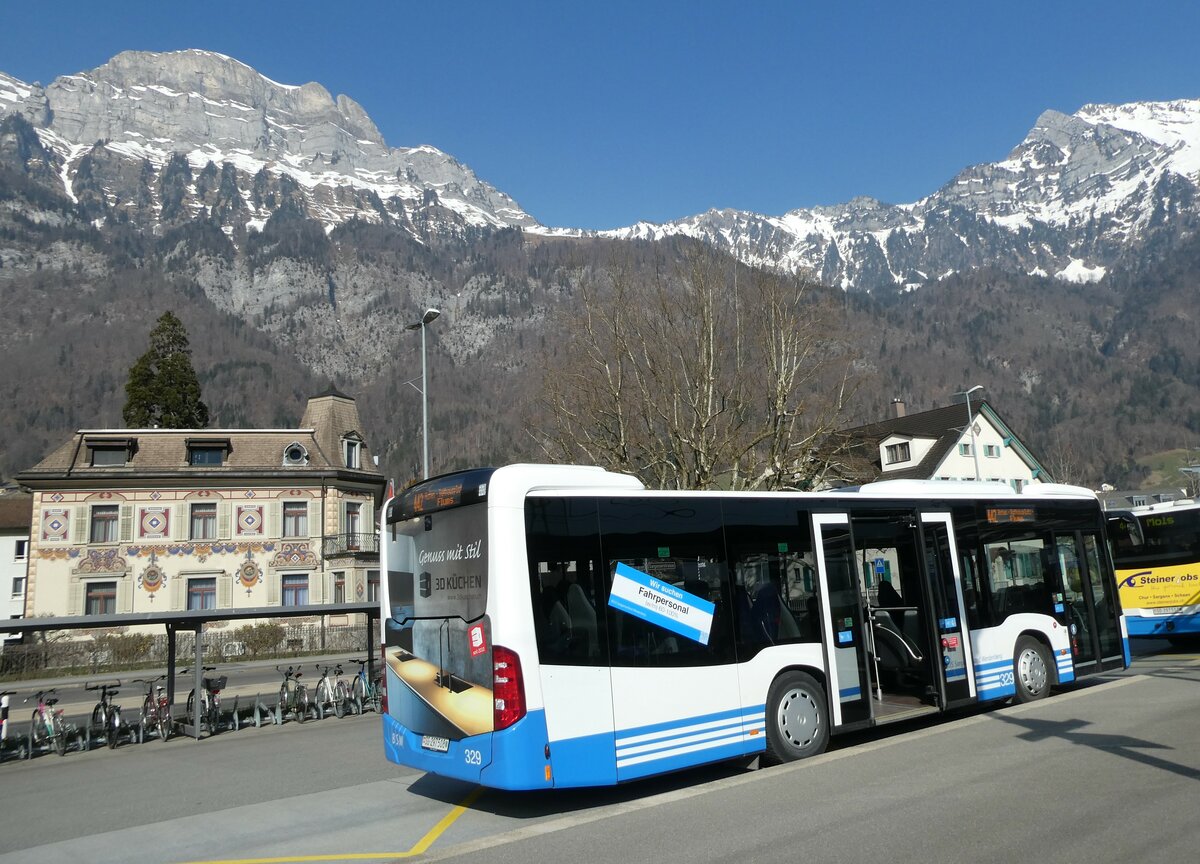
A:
[3, 49, 1200, 292]
[0, 50, 539, 238]
[603, 100, 1200, 291]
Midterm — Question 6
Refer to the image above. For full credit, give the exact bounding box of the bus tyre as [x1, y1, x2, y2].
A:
[765, 671, 829, 765]
[1013, 636, 1051, 703]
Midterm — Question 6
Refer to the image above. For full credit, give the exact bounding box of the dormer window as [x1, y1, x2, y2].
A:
[86, 437, 136, 467]
[187, 438, 231, 466]
[283, 442, 309, 467]
[343, 435, 362, 469]
[885, 442, 911, 464]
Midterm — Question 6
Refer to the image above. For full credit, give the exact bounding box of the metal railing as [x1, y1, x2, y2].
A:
[321, 532, 379, 557]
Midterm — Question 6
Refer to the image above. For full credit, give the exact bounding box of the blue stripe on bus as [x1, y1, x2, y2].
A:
[613, 706, 766, 779]
[617, 736, 760, 781]
[1125, 610, 1200, 637]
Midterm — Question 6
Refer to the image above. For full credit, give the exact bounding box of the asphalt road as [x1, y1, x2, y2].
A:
[1, 639, 1197, 864]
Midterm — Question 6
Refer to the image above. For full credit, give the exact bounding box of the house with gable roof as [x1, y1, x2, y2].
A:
[837, 398, 1051, 489]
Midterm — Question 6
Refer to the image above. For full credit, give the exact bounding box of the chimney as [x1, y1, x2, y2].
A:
[890, 398, 906, 419]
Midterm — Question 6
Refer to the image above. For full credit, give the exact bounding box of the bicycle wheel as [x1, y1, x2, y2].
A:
[352, 676, 365, 714]
[278, 685, 289, 718]
[208, 698, 221, 734]
[30, 711, 47, 748]
[186, 691, 196, 724]
[156, 705, 171, 742]
[333, 681, 347, 718]
[90, 705, 106, 739]
[108, 707, 123, 749]
[295, 687, 308, 723]
[52, 718, 68, 756]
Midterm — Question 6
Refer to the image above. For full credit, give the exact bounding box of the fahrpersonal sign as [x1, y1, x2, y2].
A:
[607, 561, 715, 645]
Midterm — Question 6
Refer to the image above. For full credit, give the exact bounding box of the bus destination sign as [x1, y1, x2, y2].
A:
[986, 507, 1036, 524]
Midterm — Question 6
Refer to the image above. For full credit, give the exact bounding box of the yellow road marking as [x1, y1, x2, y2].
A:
[174, 786, 484, 864]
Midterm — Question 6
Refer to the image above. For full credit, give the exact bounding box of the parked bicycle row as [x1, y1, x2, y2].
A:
[0, 658, 382, 761]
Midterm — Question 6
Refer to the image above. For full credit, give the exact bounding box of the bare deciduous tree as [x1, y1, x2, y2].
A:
[531, 246, 860, 490]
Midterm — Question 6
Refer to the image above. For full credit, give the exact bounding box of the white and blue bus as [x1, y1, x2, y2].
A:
[379, 464, 1128, 789]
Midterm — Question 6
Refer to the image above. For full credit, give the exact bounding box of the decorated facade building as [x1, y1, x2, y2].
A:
[15, 389, 385, 629]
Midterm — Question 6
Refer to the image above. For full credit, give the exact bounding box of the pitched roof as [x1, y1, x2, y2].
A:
[0, 492, 33, 530]
[16, 393, 383, 487]
[839, 403, 973, 480]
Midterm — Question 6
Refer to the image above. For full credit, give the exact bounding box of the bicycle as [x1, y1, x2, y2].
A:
[134, 675, 173, 742]
[85, 679, 124, 749]
[348, 657, 382, 715]
[276, 665, 309, 723]
[313, 663, 349, 719]
[183, 666, 226, 734]
[27, 688, 70, 756]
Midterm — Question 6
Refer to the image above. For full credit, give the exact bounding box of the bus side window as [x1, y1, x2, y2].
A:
[525, 497, 607, 667]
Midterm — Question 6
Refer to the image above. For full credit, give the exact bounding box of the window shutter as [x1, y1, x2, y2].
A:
[267, 572, 279, 605]
[118, 576, 133, 613]
[69, 579, 84, 615]
[73, 507, 88, 544]
[119, 505, 133, 543]
[341, 500, 349, 533]
[218, 573, 231, 608]
[364, 501, 374, 534]
[309, 500, 321, 540]
[269, 502, 281, 539]
[170, 572, 183, 609]
[311, 569, 324, 604]
[217, 500, 231, 540]
[174, 504, 187, 541]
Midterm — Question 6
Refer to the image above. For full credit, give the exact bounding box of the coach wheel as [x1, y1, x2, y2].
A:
[765, 670, 829, 764]
[1013, 636, 1051, 703]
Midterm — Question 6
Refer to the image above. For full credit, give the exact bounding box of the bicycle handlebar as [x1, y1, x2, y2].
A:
[85, 678, 121, 691]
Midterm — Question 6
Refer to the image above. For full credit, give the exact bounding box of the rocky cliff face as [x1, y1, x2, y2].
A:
[0, 50, 539, 239]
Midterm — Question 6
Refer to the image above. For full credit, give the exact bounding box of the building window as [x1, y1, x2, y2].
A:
[343, 438, 361, 469]
[1131, 496, 1148, 507]
[12, 574, 26, 599]
[984, 444, 1000, 458]
[187, 577, 217, 610]
[189, 446, 225, 466]
[367, 569, 380, 603]
[90, 446, 127, 467]
[884, 442, 911, 464]
[190, 502, 217, 540]
[958, 442, 973, 457]
[282, 573, 308, 606]
[283, 502, 308, 538]
[344, 502, 362, 545]
[85, 581, 116, 615]
[283, 443, 308, 466]
[333, 571, 345, 604]
[1010, 479, 1025, 492]
[14, 539, 28, 561]
[90, 505, 119, 544]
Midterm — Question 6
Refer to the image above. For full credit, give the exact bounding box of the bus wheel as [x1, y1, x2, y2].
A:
[765, 671, 829, 764]
[1013, 636, 1051, 702]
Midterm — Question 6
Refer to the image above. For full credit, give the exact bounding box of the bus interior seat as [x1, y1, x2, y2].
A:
[873, 611, 924, 667]
[565, 582, 597, 655]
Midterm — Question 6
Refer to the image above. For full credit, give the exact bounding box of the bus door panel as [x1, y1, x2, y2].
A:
[1058, 531, 1124, 674]
[920, 513, 976, 705]
[813, 514, 873, 727]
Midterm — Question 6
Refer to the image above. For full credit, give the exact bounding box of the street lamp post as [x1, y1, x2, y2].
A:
[406, 308, 440, 478]
[957, 385, 984, 481]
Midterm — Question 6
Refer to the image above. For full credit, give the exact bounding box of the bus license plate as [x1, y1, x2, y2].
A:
[1154, 607, 1182, 616]
[421, 735, 450, 753]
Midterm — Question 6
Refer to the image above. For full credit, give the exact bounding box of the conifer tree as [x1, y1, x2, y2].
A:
[122, 311, 210, 428]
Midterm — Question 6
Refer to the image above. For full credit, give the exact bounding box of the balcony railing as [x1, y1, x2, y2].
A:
[321, 532, 379, 558]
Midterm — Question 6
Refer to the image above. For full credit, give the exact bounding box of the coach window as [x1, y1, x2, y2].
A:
[722, 498, 819, 658]
[598, 497, 734, 667]
[525, 496, 606, 665]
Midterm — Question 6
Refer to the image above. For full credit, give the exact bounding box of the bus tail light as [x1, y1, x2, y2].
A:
[379, 645, 388, 714]
[492, 645, 526, 730]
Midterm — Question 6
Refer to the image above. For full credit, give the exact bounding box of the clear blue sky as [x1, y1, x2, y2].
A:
[3, 1, 1199, 230]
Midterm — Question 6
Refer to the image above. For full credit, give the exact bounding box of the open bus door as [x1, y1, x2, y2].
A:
[814, 509, 975, 730]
